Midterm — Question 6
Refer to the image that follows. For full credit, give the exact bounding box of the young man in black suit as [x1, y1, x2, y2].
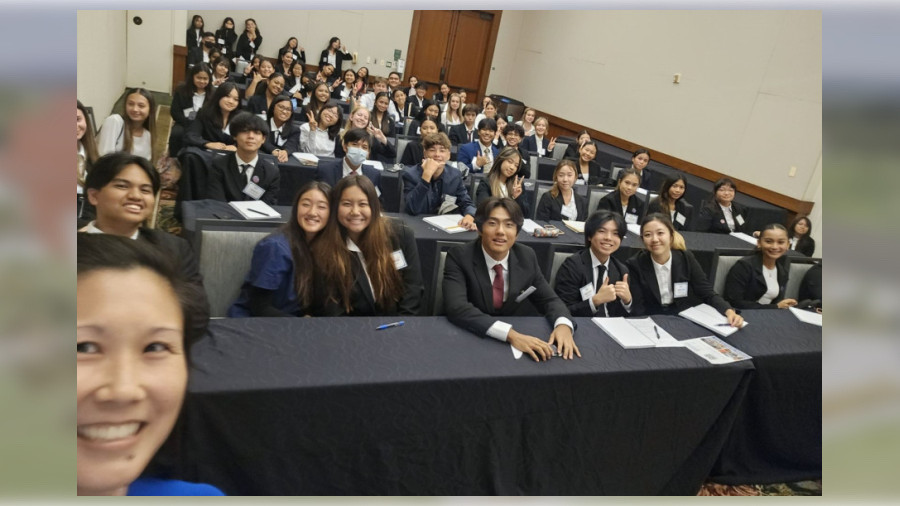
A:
[443, 197, 580, 361]
[186, 32, 218, 71]
[449, 104, 480, 146]
[208, 112, 280, 205]
[554, 210, 633, 317]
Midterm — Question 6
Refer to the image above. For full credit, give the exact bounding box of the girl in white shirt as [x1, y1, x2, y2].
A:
[516, 107, 536, 137]
[97, 88, 156, 163]
[300, 104, 342, 157]
[441, 93, 463, 126]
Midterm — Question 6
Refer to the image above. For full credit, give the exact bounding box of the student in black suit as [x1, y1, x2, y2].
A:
[236, 18, 262, 61]
[211, 57, 233, 89]
[261, 96, 300, 162]
[80, 153, 203, 290]
[449, 104, 479, 146]
[406, 101, 446, 136]
[626, 213, 743, 326]
[647, 173, 693, 231]
[629, 148, 654, 191]
[501, 123, 531, 179]
[563, 130, 592, 161]
[207, 112, 280, 205]
[695, 177, 749, 234]
[168, 64, 211, 156]
[186, 32, 217, 71]
[186, 15, 204, 49]
[574, 141, 608, 186]
[391, 87, 416, 124]
[535, 160, 588, 221]
[788, 216, 816, 257]
[312, 176, 423, 316]
[399, 118, 439, 166]
[596, 168, 646, 225]
[246, 72, 286, 119]
[724, 224, 797, 310]
[281, 37, 306, 64]
[215, 17, 237, 57]
[317, 128, 382, 192]
[184, 82, 241, 150]
[319, 36, 353, 76]
[474, 146, 529, 217]
[521, 117, 557, 158]
[410, 82, 428, 111]
[554, 210, 633, 317]
[443, 197, 580, 361]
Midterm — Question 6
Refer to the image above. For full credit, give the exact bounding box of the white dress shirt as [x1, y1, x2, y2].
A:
[652, 253, 674, 305]
[83, 221, 140, 240]
[719, 204, 735, 231]
[234, 153, 258, 185]
[588, 250, 632, 315]
[758, 265, 780, 304]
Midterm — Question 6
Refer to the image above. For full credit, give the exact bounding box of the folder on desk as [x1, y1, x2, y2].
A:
[679, 303, 748, 337]
[423, 214, 466, 234]
[562, 220, 585, 234]
[592, 317, 682, 349]
[293, 152, 320, 166]
[229, 200, 281, 220]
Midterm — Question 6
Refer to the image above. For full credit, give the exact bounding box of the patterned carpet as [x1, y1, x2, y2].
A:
[698, 480, 821, 496]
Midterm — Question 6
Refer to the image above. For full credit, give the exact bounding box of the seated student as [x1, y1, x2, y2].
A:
[432, 81, 451, 106]
[798, 261, 822, 311]
[629, 148, 654, 191]
[299, 103, 342, 157]
[186, 32, 217, 71]
[244, 58, 275, 98]
[97, 88, 157, 163]
[474, 98, 498, 126]
[554, 210, 633, 317]
[521, 117, 556, 157]
[215, 17, 237, 57]
[297, 81, 331, 120]
[76, 234, 222, 497]
[208, 112, 280, 205]
[596, 167, 646, 225]
[184, 82, 241, 151]
[475, 146, 529, 217]
[517, 107, 536, 137]
[401, 132, 478, 230]
[441, 92, 463, 126]
[627, 213, 744, 326]
[312, 176, 424, 316]
[409, 81, 428, 111]
[331, 68, 360, 102]
[246, 72, 286, 118]
[457, 118, 499, 174]
[723, 223, 797, 310]
[406, 101, 445, 136]
[317, 63, 338, 86]
[391, 87, 416, 124]
[563, 129, 592, 161]
[501, 123, 531, 178]
[695, 177, 749, 234]
[448, 104, 479, 146]
[443, 197, 580, 361]
[169, 64, 212, 156]
[318, 128, 382, 192]
[334, 106, 396, 164]
[285, 61, 307, 100]
[491, 116, 508, 150]
[574, 141, 608, 186]
[647, 173, 693, 231]
[210, 57, 233, 89]
[261, 96, 300, 163]
[80, 153, 202, 288]
[399, 118, 439, 166]
[387, 71, 402, 93]
[276, 46, 296, 76]
[405, 75, 419, 97]
[788, 216, 816, 257]
[228, 181, 330, 317]
[354, 66, 370, 95]
[371, 91, 396, 137]
[319, 37, 353, 76]
[535, 159, 588, 221]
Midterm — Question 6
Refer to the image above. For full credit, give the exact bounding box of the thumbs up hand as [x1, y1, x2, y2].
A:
[592, 276, 617, 306]
[614, 273, 632, 304]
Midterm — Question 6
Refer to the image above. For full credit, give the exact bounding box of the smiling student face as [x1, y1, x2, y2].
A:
[641, 219, 672, 259]
[668, 179, 686, 201]
[77, 107, 87, 141]
[76, 267, 186, 496]
[296, 188, 329, 238]
[337, 185, 372, 243]
[350, 108, 369, 129]
[124, 93, 150, 124]
[480, 205, 518, 261]
[758, 228, 789, 262]
[87, 164, 155, 231]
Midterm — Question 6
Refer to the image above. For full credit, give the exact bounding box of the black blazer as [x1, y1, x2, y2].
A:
[245, 94, 273, 117]
[723, 253, 791, 309]
[318, 49, 353, 75]
[170, 89, 203, 128]
[236, 32, 263, 61]
[576, 161, 609, 186]
[647, 198, 694, 231]
[397, 101, 420, 123]
[184, 114, 236, 148]
[626, 249, 732, 316]
[696, 200, 749, 234]
[798, 262, 822, 303]
[215, 28, 237, 55]
[186, 28, 202, 48]
[792, 235, 816, 257]
[208, 154, 280, 205]
[554, 248, 631, 317]
[371, 113, 395, 138]
[315, 159, 382, 192]
[449, 123, 477, 146]
[443, 241, 572, 337]
[400, 141, 424, 167]
[313, 218, 424, 316]
[521, 135, 550, 156]
[261, 121, 301, 155]
[186, 47, 212, 71]
[535, 190, 588, 221]
[595, 190, 646, 222]
[474, 178, 530, 218]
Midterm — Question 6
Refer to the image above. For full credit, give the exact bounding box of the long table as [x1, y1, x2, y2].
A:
[160, 315, 760, 495]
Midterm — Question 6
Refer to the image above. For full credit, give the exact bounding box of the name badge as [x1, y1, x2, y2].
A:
[444, 195, 457, 205]
[183, 107, 194, 118]
[249, 41, 255, 49]
[391, 250, 408, 270]
[675, 212, 686, 226]
[291, 53, 297, 60]
[218, 38, 225, 45]
[580, 283, 594, 301]
[538, 148, 545, 156]
[242, 181, 266, 200]
[673, 282, 689, 298]
[625, 213, 638, 224]
[515, 286, 537, 303]
[575, 179, 585, 186]
[735, 214, 745, 226]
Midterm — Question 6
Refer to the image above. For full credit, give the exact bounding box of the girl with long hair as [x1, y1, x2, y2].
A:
[169, 64, 212, 155]
[596, 168, 646, 224]
[475, 146, 529, 217]
[300, 103, 342, 156]
[536, 159, 588, 221]
[97, 88, 158, 163]
[184, 82, 241, 151]
[648, 173, 693, 231]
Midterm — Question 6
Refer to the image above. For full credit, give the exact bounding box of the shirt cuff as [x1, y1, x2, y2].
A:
[620, 299, 633, 313]
[588, 298, 599, 314]
[553, 317, 574, 333]
[486, 321, 512, 342]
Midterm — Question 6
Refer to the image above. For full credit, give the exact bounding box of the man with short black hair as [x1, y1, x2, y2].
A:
[411, 82, 428, 110]
[401, 132, 477, 230]
[317, 128, 382, 194]
[387, 71, 402, 92]
[449, 104, 480, 146]
[457, 118, 499, 173]
[187, 32, 218, 70]
[208, 112, 280, 205]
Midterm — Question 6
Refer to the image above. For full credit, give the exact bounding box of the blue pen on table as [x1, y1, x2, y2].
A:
[376, 321, 405, 330]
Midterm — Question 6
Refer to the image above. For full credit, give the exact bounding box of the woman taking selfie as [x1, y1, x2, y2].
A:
[723, 223, 796, 310]
[647, 173, 693, 231]
[536, 159, 588, 221]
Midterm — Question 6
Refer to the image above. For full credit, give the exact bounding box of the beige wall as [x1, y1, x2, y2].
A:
[187, 10, 413, 77]
[125, 10, 186, 93]
[77, 10, 127, 119]
[487, 10, 822, 209]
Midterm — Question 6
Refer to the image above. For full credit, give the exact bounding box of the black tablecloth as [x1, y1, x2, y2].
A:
[159, 316, 754, 495]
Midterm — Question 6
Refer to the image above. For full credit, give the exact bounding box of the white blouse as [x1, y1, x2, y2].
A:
[758, 265, 780, 304]
[97, 114, 152, 160]
[299, 123, 336, 157]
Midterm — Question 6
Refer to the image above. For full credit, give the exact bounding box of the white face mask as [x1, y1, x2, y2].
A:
[346, 146, 368, 166]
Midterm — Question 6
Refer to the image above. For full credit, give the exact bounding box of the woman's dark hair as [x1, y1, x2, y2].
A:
[243, 18, 261, 37]
[584, 210, 627, 247]
[415, 100, 440, 122]
[190, 15, 204, 30]
[713, 177, 737, 193]
[486, 146, 522, 198]
[307, 81, 331, 115]
[77, 233, 210, 356]
[84, 152, 161, 197]
[179, 63, 212, 97]
[219, 17, 235, 31]
[267, 95, 293, 127]
[632, 148, 651, 160]
[474, 196, 525, 234]
[342, 127, 372, 150]
[757, 223, 789, 252]
[119, 88, 158, 163]
[281, 181, 331, 306]
[255, 71, 285, 98]
[77, 100, 99, 164]
[200, 81, 241, 129]
[317, 104, 343, 141]
[313, 176, 403, 313]
[788, 216, 812, 238]
[640, 212, 675, 236]
[212, 56, 232, 76]
[371, 91, 392, 134]
[656, 173, 687, 212]
[326, 36, 340, 50]
[617, 167, 641, 186]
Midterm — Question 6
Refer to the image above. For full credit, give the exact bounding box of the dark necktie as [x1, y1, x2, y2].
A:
[240, 163, 251, 183]
[492, 264, 504, 310]
[468, 130, 474, 143]
[596, 264, 609, 316]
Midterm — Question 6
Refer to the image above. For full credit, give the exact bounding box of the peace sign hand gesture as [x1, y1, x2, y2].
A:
[511, 175, 524, 199]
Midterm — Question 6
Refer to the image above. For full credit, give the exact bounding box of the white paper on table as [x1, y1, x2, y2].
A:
[592, 317, 656, 348]
[626, 223, 641, 236]
[562, 220, 585, 233]
[521, 219, 543, 234]
[679, 303, 748, 337]
[730, 231, 758, 245]
[628, 317, 684, 347]
[423, 214, 466, 233]
[511, 344, 523, 360]
[363, 161, 384, 171]
[293, 152, 320, 165]
[789, 307, 822, 326]
[681, 336, 752, 365]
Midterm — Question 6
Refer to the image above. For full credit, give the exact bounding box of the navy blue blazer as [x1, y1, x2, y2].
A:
[521, 135, 550, 156]
[457, 142, 499, 173]
[554, 248, 631, 317]
[401, 163, 475, 216]
[316, 159, 382, 192]
[723, 252, 791, 309]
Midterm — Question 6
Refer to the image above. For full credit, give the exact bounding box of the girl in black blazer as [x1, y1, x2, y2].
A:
[246, 72, 286, 119]
[575, 141, 608, 186]
[522, 116, 556, 157]
[400, 118, 439, 165]
[281, 37, 306, 63]
[724, 224, 797, 309]
[184, 82, 241, 151]
[627, 213, 743, 326]
[432, 82, 451, 106]
[319, 36, 353, 76]
[563, 130, 592, 161]
[186, 15, 204, 49]
[406, 101, 445, 136]
[536, 160, 588, 221]
[215, 17, 237, 56]
[331, 68, 360, 102]
[169, 64, 212, 156]
[788, 216, 816, 256]
[474, 147, 530, 218]
[261, 96, 300, 163]
[596, 168, 645, 225]
[629, 148, 654, 191]
[370, 91, 395, 137]
[235, 18, 262, 61]
[211, 57, 232, 89]
[312, 176, 423, 316]
[648, 173, 693, 231]
[696, 177, 749, 234]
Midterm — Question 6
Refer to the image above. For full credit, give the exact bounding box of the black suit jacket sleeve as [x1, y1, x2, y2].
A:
[390, 219, 425, 316]
[553, 252, 595, 317]
[262, 126, 301, 155]
[170, 92, 191, 127]
[258, 158, 281, 205]
[140, 228, 204, 292]
[207, 156, 228, 202]
[723, 254, 790, 309]
[400, 142, 420, 166]
[796, 236, 815, 257]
